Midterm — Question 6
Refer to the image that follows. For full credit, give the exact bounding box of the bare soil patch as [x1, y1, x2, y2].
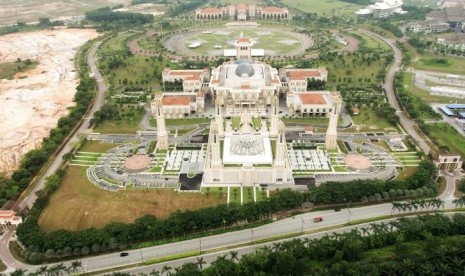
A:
[0, 28, 99, 174]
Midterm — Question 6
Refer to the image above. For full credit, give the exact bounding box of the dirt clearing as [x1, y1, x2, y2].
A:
[0, 28, 99, 174]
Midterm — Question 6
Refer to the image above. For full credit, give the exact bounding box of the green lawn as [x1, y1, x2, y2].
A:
[404, 72, 465, 104]
[232, 116, 241, 130]
[282, 117, 329, 125]
[243, 187, 255, 204]
[93, 110, 144, 134]
[150, 118, 211, 127]
[176, 28, 304, 56]
[229, 187, 241, 204]
[412, 55, 465, 75]
[79, 141, 117, 153]
[351, 109, 396, 131]
[424, 123, 465, 158]
[283, 0, 362, 16]
[350, 31, 390, 51]
[99, 32, 137, 56]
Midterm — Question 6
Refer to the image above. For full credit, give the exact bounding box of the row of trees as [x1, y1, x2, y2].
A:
[307, 160, 437, 203]
[391, 198, 445, 214]
[0, 42, 97, 208]
[10, 261, 82, 276]
[130, 213, 465, 275]
[16, 162, 436, 262]
[16, 189, 304, 263]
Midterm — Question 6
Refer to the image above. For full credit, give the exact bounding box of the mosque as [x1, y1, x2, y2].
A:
[151, 34, 342, 187]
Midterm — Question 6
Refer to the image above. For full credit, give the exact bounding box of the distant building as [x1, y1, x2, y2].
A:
[286, 91, 341, 117]
[162, 68, 210, 92]
[437, 34, 465, 50]
[435, 154, 463, 171]
[431, 86, 465, 98]
[0, 210, 22, 227]
[356, 0, 406, 18]
[426, 8, 465, 30]
[195, 4, 289, 21]
[150, 92, 205, 119]
[279, 67, 328, 92]
[409, 21, 450, 33]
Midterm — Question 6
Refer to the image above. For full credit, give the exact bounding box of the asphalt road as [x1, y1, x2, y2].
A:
[18, 40, 107, 211]
[2, 189, 461, 274]
[361, 30, 432, 155]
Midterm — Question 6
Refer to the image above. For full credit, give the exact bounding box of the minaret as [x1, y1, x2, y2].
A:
[155, 95, 168, 150]
[274, 121, 286, 167]
[210, 121, 222, 167]
[235, 32, 253, 60]
[215, 96, 224, 137]
[325, 103, 338, 150]
[270, 95, 279, 137]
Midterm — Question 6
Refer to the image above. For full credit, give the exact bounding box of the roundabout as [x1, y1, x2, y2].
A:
[124, 154, 152, 172]
[344, 153, 373, 171]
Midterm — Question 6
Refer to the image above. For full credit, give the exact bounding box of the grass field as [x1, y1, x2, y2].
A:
[171, 28, 304, 56]
[410, 54, 465, 75]
[350, 31, 390, 51]
[283, 0, 362, 16]
[93, 110, 144, 134]
[80, 141, 117, 153]
[351, 109, 395, 131]
[38, 167, 226, 231]
[424, 123, 465, 158]
[0, 61, 37, 79]
[150, 117, 212, 127]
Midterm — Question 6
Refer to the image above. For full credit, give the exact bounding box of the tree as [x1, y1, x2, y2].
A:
[196, 257, 206, 270]
[229, 250, 239, 262]
[70, 261, 82, 272]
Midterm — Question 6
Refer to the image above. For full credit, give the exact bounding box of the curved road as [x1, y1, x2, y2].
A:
[361, 30, 432, 155]
[0, 40, 108, 272]
[18, 41, 107, 210]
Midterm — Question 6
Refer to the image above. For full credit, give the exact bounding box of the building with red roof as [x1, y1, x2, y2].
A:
[0, 210, 22, 227]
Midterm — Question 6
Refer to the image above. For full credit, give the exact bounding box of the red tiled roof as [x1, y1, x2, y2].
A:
[167, 70, 202, 81]
[263, 6, 285, 13]
[353, 107, 359, 114]
[305, 125, 313, 132]
[299, 93, 327, 105]
[241, 83, 251, 89]
[288, 70, 321, 80]
[162, 96, 192, 106]
[0, 210, 15, 219]
[237, 37, 251, 43]
[200, 7, 221, 14]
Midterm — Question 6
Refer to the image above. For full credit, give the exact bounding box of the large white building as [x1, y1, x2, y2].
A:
[195, 4, 289, 21]
[162, 68, 210, 92]
[286, 90, 341, 117]
[356, 0, 406, 18]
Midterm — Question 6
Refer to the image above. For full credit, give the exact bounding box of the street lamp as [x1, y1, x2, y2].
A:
[300, 217, 305, 234]
[250, 229, 254, 243]
[139, 249, 144, 262]
[199, 238, 202, 253]
[347, 201, 352, 224]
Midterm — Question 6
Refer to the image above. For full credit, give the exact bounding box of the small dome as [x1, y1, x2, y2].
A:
[235, 62, 254, 78]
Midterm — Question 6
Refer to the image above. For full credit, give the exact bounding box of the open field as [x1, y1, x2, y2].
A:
[92, 109, 145, 134]
[0, 0, 131, 25]
[162, 27, 310, 56]
[424, 123, 465, 158]
[351, 109, 395, 131]
[38, 166, 226, 231]
[80, 141, 117, 153]
[283, 0, 362, 16]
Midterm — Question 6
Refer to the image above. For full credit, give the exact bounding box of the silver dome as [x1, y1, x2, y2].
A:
[235, 62, 254, 78]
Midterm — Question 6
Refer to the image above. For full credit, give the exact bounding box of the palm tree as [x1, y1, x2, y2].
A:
[149, 269, 160, 276]
[55, 263, 67, 276]
[196, 257, 206, 270]
[36, 266, 48, 276]
[10, 268, 27, 276]
[229, 250, 239, 262]
[161, 265, 171, 275]
[70, 261, 82, 272]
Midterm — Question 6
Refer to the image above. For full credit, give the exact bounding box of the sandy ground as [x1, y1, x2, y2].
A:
[0, 0, 131, 26]
[0, 28, 99, 174]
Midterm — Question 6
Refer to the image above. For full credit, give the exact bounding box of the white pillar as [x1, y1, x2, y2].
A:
[211, 121, 222, 167]
[155, 95, 168, 150]
[215, 96, 224, 137]
[274, 121, 286, 167]
[270, 96, 279, 137]
[325, 103, 338, 150]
